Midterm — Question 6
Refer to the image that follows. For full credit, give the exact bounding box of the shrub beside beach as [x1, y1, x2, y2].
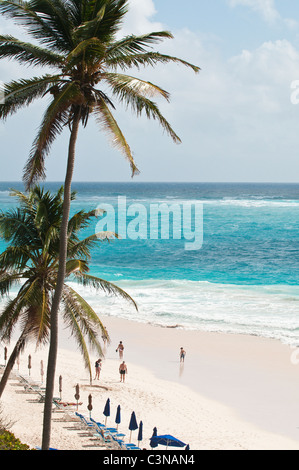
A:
[0, 403, 31, 450]
[0, 430, 31, 450]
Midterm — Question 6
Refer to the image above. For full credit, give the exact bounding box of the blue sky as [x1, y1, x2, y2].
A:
[1, 0, 299, 182]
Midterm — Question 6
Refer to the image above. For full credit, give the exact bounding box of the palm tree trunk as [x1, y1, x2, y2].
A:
[41, 110, 81, 450]
[0, 333, 27, 398]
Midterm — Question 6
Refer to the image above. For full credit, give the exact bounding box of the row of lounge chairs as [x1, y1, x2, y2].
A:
[75, 412, 141, 450]
[3, 369, 141, 450]
[17, 374, 83, 410]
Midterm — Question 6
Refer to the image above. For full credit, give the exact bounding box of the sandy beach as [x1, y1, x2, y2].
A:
[1, 315, 299, 451]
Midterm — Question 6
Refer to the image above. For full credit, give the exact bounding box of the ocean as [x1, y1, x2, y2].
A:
[1, 181, 299, 346]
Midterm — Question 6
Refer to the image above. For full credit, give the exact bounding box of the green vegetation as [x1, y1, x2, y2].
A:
[0, 403, 31, 450]
[0, 430, 31, 450]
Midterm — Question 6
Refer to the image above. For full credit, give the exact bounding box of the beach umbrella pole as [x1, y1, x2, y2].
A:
[28, 355, 31, 377]
[59, 375, 62, 401]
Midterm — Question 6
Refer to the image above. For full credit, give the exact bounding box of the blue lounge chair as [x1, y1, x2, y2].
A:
[75, 412, 95, 429]
[123, 443, 141, 450]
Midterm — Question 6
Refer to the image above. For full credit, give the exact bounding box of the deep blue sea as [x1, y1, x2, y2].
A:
[1, 181, 299, 345]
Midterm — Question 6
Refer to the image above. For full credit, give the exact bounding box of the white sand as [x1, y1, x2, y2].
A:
[1, 316, 299, 450]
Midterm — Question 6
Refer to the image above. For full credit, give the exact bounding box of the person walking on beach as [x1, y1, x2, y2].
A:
[116, 341, 124, 359]
[119, 361, 127, 382]
[94, 359, 102, 380]
[180, 347, 186, 363]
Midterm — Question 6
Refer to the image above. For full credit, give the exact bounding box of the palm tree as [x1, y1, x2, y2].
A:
[0, 185, 137, 398]
[0, 0, 200, 448]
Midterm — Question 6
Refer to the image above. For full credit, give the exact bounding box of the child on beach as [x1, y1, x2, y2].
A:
[180, 347, 186, 363]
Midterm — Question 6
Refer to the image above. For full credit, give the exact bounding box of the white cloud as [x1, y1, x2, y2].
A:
[120, 0, 164, 36]
[132, 29, 299, 181]
[228, 0, 280, 23]
[2, 1, 299, 182]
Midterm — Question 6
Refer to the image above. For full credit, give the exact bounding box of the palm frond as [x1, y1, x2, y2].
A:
[67, 231, 118, 259]
[23, 81, 82, 189]
[0, 34, 64, 66]
[93, 99, 139, 177]
[0, 296, 24, 341]
[81, 0, 128, 40]
[0, 0, 73, 53]
[104, 72, 170, 101]
[72, 272, 138, 310]
[61, 284, 106, 373]
[32, 285, 51, 345]
[62, 283, 110, 344]
[65, 36, 106, 66]
[106, 78, 181, 144]
[67, 208, 98, 234]
[0, 247, 35, 271]
[72, 4, 106, 42]
[0, 270, 22, 296]
[65, 258, 89, 276]
[0, 277, 43, 340]
[107, 51, 201, 73]
[107, 31, 174, 56]
[0, 74, 63, 120]
[0, 209, 37, 245]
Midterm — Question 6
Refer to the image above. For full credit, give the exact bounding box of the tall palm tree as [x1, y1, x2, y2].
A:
[0, 185, 137, 398]
[0, 0, 200, 448]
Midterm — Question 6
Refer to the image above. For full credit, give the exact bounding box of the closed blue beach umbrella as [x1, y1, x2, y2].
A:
[129, 411, 138, 442]
[103, 398, 110, 425]
[115, 405, 121, 430]
[150, 427, 158, 448]
[138, 421, 143, 446]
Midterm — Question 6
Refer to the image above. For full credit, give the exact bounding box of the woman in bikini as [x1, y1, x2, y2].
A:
[94, 358, 102, 380]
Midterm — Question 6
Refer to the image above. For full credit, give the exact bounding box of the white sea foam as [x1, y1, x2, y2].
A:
[65, 279, 299, 347]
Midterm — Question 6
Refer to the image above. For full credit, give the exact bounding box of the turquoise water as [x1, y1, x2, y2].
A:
[1, 181, 299, 345]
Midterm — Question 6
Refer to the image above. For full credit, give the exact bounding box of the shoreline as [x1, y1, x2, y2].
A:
[1, 316, 299, 450]
[63, 315, 299, 448]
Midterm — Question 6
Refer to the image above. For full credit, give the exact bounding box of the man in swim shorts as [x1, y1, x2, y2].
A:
[119, 361, 127, 382]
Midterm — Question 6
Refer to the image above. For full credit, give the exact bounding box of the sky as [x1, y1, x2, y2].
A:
[1, 0, 299, 182]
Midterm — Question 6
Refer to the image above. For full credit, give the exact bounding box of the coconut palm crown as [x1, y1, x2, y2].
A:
[0, 0, 200, 185]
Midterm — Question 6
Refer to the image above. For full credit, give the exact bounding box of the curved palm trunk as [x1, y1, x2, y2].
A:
[42, 110, 81, 450]
[0, 333, 27, 398]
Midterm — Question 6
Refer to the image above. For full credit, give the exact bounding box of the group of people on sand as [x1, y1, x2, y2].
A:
[94, 341, 186, 382]
[94, 341, 128, 383]
[116, 341, 127, 382]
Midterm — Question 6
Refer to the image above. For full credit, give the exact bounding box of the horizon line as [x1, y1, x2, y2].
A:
[0, 181, 299, 185]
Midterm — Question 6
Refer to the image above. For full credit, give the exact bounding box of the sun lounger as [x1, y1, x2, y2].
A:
[53, 398, 83, 411]
[75, 412, 95, 429]
[89, 417, 126, 448]
[17, 374, 45, 393]
[90, 417, 106, 428]
[123, 444, 141, 450]
[36, 447, 58, 450]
